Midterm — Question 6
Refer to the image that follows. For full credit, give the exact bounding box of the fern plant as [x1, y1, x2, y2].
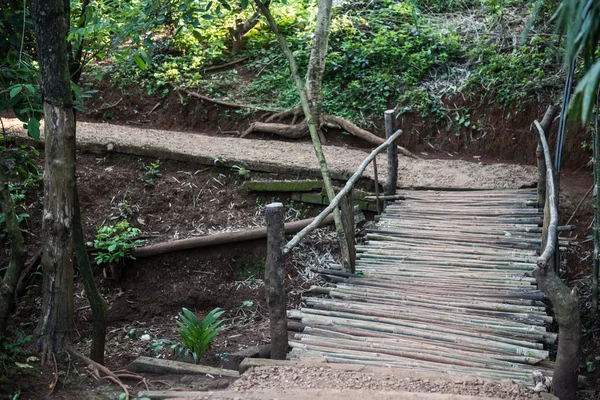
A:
[150, 307, 225, 363]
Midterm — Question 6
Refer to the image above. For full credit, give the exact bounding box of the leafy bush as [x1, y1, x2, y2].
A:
[0, 142, 41, 239]
[150, 307, 225, 363]
[87, 220, 145, 265]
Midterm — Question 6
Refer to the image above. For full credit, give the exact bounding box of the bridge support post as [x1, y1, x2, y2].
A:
[264, 202, 288, 360]
[384, 110, 398, 197]
[340, 188, 356, 273]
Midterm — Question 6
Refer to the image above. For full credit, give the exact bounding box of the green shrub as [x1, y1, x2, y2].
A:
[87, 220, 145, 265]
[150, 307, 225, 363]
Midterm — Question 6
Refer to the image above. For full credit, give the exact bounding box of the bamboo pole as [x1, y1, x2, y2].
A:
[284, 129, 402, 253]
[372, 158, 382, 214]
[533, 120, 558, 270]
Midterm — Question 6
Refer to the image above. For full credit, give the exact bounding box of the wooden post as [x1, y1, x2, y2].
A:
[536, 139, 546, 210]
[264, 203, 288, 360]
[372, 158, 382, 215]
[384, 110, 398, 196]
[340, 190, 356, 273]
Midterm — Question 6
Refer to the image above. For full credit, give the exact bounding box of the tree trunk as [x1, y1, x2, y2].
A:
[256, 1, 353, 272]
[0, 165, 27, 335]
[533, 266, 580, 400]
[593, 106, 599, 315]
[73, 188, 107, 364]
[228, 3, 266, 53]
[31, 0, 77, 362]
[305, 0, 333, 125]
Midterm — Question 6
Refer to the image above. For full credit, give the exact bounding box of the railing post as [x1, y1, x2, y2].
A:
[264, 202, 288, 359]
[536, 139, 546, 210]
[384, 110, 398, 196]
[340, 189, 356, 273]
[372, 157, 382, 215]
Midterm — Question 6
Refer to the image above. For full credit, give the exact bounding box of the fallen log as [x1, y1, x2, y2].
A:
[127, 356, 239, 377]
[131, 212, 336, 258]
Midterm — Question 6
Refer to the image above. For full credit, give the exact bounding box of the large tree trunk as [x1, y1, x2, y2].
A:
[0, 165, 27, 335]
[31, 0, 77, 361]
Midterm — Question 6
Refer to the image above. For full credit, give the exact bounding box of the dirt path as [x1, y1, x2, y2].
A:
[4, 119, 536, 188]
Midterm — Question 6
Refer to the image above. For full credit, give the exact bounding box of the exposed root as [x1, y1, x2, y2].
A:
[243, 110, 418, 158]
[203, 57, 249, 74]
[241, 120, 309, 139]
[172, 85, 268, 111]
[265, 106, 303, 123]
[49, 352, 59, 396]
[67, 345, 149, 400]
[323, 115, 417, 159]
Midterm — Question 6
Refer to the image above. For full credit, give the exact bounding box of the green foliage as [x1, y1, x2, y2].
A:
[87, 220, 146, 265]
[240, 0, 461, 121]
[549, 0, 600, 122]
[0, 330, 35, 394]
[140, 159, 162, 187]
[150, 307, 225, 363]
[0, 142, 40, 239]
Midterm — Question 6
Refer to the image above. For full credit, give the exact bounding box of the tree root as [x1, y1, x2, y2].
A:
[243, 110, 418, 158]
[265, 106, 303, 123]
[67, 345, 149, 400]
[172, 85, 268, 112]
[322, 115, 417, 158]
[241, 119, 308, 138]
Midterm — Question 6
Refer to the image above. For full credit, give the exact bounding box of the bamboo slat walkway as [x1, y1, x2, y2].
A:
[288, 188, 555, 387]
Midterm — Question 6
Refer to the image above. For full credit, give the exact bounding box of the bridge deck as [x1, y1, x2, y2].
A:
[288, 189, 555, 386]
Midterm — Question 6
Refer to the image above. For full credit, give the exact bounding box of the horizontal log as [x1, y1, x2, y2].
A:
[131, 211, 336, 258]
[243, 179, 324, 192]
[127, 356, 239, 377]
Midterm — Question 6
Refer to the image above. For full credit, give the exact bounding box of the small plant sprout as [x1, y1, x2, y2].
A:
[87, 220, 146, 265]
[127, 328, 139, 340]
[212, 156, 226, 165]
[140, 160, 162, 187]
[149, 307, 225, 363]
[231, 165, 250, 177]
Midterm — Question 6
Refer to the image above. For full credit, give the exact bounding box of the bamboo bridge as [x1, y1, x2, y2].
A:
[286, 188, 557, 386]
[261, 110, 561, 389]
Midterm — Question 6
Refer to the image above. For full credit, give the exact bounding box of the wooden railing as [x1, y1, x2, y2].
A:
[533, 119, 558, 271]
[263, 110, 401, 359]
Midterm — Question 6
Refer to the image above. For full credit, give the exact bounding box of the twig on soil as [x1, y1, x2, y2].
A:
[49, 352, 59, 396]
[146, 102, 161, 117]
[257, 55, 281, 76]
[63, 352, 72, 389]
[97, 98, 123, 111]
[565, 184, 593, 228]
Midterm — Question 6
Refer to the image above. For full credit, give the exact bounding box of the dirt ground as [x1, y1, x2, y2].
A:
[3, 118, 537, 190]
[2, 150, 337, 399]
[229, 366, 540, 399]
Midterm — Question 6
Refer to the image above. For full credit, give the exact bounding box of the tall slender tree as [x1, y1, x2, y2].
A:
[30, 0, 77, 361]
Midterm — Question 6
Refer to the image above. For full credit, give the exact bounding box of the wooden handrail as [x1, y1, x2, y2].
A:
[533, 120, 558, 269]
[282, 129, 402, 254]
